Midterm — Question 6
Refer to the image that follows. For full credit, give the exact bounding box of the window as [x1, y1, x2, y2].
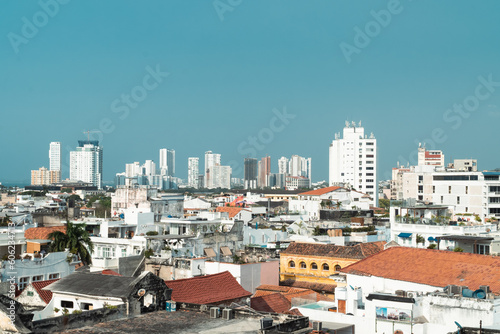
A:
[32, 275, 43, 282]
[48, 273, 59, 280]
[334, 265, 341, 272]
[449, 186, 452, 194]
[82, 303, 93, 310]
[366, 167, 374, 170]
[121, 248, 127, 257]
[61, 300, 74, 308]
[366, 142, 374, 145]
[441, 196, 444, 204]
[457, 196, 460, 204]
[288, 261, 295, 268]
[322, 263, 329, 271]
[367, 173, 373, 176]
[300, 262, 306, 269]
[466, 186, 468, 194]
[419, 175, 423, 181]
[311, 262, 318, 270]
[103, 247, 111, 258]
[366, 155, 374, 158]
[477, 245, 490, 255]
[27, 291, 34, 297]
[433, 186, 435, 194]
[19, 277, 29, 290]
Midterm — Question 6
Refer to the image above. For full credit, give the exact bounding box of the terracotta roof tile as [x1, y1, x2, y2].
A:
[32, 279, 59, 304]
[282, 241, 386, 260]
[165, 271, 251, 305]
[280, 280, 337, 293]
[251, 293, 291, 314]
[25, 226, 66, 240]
[298, 186, 341, 196]
[341, 247, 500, 294]
[215, 207, 244, 219]
[101, 269, 121, 276]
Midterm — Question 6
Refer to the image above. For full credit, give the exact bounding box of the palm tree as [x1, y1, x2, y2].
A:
[48, 222, 94, 265]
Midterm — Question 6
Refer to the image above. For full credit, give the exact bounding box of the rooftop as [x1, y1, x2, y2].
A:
[341, 247, 500, 294]
[298, 186, 341, 196]
[25, 226, 66, 240]
[215, 206, 246, 218]
[31, 279, 59, 304]
[282, 241, 386, 260]
[165, 271, 252, 305]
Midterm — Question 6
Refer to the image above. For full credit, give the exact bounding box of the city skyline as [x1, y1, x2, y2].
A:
[1, 1, 500, 185]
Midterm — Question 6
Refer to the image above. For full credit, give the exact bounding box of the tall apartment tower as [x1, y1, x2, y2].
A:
[188, 157, 200, 189]
[278, 157, 289, 175]
[329, 121, 377, 206]
[204, 151, 221, 189]
[244, 158, 258, 189]
[49, 142, 61, 173]
[69, 140, 103, 189]
[159, 148, 175, 177]
[258, 156, 271, 188]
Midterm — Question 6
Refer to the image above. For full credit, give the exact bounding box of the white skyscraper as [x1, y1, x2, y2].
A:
[212, 165, 232, 189]
[204, 151, 221, 189]
[188, 157, 199, 189]
[278, 156, 289, 175]
[70, 140, 103, 189]
[49, 142, 61, 172]
[329, 121, 377, 206]
[159, 148, 175, 177]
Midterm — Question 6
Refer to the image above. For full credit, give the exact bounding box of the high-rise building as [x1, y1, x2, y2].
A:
[278, 157, 289, 175]
[70, 140, 103, 189]
[188, 157, 199, 189]
[287, 155, 312, 187]
[49, 142, 61, 172]
[159, 148, 175, 176]
[258, 156, 271, 188]
[329, 121, 377, 206]
[204, 151, 221, 189]
[244, 158, 258, 189]
[212, 165, 232, 189]
[31, 167, 60, 185]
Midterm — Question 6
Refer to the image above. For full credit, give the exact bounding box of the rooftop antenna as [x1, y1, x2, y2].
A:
[83, 130, 101, 142]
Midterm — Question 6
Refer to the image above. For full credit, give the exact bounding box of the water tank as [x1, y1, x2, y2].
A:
[462, 288, 486, 299]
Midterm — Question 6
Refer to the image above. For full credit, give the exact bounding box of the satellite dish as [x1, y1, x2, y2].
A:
[137, 289, 146, 297]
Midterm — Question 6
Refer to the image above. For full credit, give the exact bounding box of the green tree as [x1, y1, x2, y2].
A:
[453, 247, 464, 252]
[378, 198, 390, 210]
[416, 234, 425, 244]
[48, 222, 94, 265]
[427, 243, 437, 249]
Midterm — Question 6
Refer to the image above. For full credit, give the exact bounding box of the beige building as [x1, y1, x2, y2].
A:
[31, 167, 60, 185]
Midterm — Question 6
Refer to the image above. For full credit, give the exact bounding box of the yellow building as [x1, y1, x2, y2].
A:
[31, 167, 61, 185]
[280, 241, 386, 298]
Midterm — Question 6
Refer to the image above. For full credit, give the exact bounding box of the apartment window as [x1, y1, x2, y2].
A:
[82, 303, 94, 310]
[466, 186, 468, 194]
[366, 167, 374, 170]
[359, 155, 362, 158]
[367, 173, 374, 176]
[433, 186, 435, 194]
[48, 273, 59, 280]
[61, 300, 74, 308]
[457, 196, 460, 204]
[121, 248, 127, 257]
[366, 155, 374, 158]
[322, 263, 329, 271]
[419, 175, 423, 181]
[366, 142, 374, 145]
[441, 196, 444, 204]
[477, 245, 490, 255]
[334, 265, 342, 272]
[366, 185, 374, 189]
[449, 186, 452, 194]
[288, 261, 295, 268]
[18, 277, 29, 291]
[366, 179, 374, 183]
[341, 173, 344, 176]
[465, 207, 468, 213]
[32, 275, 43, 282]
[311, 262, 318, 270]
[366, 161, 374, 164]
[300, 262, 306, 269]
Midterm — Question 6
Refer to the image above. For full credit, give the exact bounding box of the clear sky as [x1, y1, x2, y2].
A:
[1, 0, 499, 185]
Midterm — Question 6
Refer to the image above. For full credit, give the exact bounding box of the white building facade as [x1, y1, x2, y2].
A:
[188, 157, 199, 189]
[49, 141, 61, 172]
[329, 122, 377, 206]
[69, 141, 103, 189]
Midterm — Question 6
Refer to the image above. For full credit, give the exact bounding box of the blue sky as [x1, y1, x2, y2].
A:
[1, 0, 499, 185]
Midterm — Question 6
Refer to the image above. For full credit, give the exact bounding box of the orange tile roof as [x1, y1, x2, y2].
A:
[32, 279, 59, 304]
[101, 269, 121, 276]
[298, 186, 341, 196]
[25, 226, 66, 240]
[280, 280, 337, 294]
[282, 241, 386, 260]
[251, 293, 291, 314]
[341, 247, 500, 294]
[216, 206, 243, 218]
[165, 271, 252, 305]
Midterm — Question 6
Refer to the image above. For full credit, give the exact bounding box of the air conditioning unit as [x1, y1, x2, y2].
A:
[222, 308, 234, 320]
[312, 321, 323, 331]
[210, 307, 220, 318]
[395, 290, 406, 297]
